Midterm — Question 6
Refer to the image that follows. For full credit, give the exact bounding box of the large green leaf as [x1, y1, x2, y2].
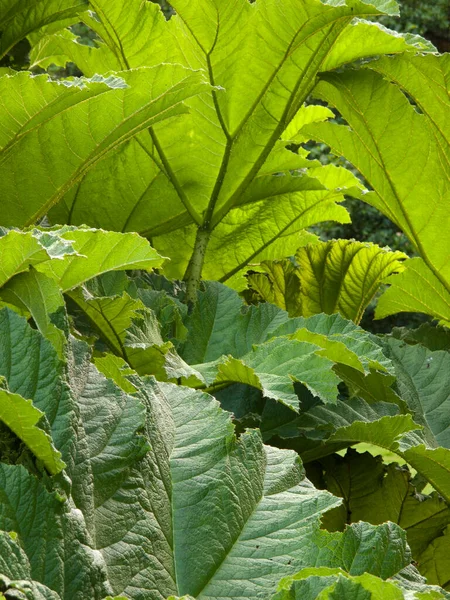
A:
[1, 308, 434, 600]
[26, 0, 428, 279]
[178, 283, 393, 407]
[304, 64, 450, 324]
[0, 67, 208, 226]
[0, 0, 87, 60]
[0, 531, 62, 599]
[247, 240, 406, 323]
[0, 227, 164, 355]
[418, 525, 450, 590]
[376, 258, 450, 327]
[0, 229, 76, 288]
[36, 227, 165, 291]
[364, 53, 450, 172]
[197, 337, 341, 408]
[383, 338, 450, 448]
[0, 269, 66, 356]
[269, 312, 393, 375]
[67, 288, 203, 384]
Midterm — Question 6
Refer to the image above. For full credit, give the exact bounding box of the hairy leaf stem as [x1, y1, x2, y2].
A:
[184, 227, 211, 307]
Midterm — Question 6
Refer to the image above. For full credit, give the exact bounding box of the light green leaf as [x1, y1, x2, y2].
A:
[272, 567, 447, 599]
[376, 258, 450, 327]
[246, 259, 303, 317]
[37, 228, 164, 291]
[93, 354, 138, 395]
[32, 0, 424, 277]
[0, 269, 66, 357]
[157, 166, 359, 287]
[29, 27, 119, 73]
[248, 239, 406, 324]
[295, 240, 406, 323]
[0, 0, 87, 60]
[305, 67, 450, 324]
[0, 388, 65, 475]
[364, 53, 450, 171]
[282, 105, 335, 143]
[0, 229, 75, 288]
[0, 67, 208, 226]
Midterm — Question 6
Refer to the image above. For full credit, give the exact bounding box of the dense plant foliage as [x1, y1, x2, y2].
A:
[0, 0, 449, 599]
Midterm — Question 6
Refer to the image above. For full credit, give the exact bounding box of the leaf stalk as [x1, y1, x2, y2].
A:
[184, 227, 211, 306]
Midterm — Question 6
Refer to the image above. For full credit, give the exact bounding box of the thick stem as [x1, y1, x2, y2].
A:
[184, 227, 211, 307]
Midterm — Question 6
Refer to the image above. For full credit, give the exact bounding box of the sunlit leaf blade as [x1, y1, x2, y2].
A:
[282, 105, 335, 143]
[321, 18, 435, 72]
[376, 258, 450, 327]
[0, 229, 75, 288]
[272, 566, 448, 599]
[305, 68, 450, 323]
[29, 27, 120, 73]
[247, 259, 303, 317]
[364, 53, 450, 171]
[248, 240, 406, 323]
[295, 240, 406, 323]
[31, 0, 426, 274]
[93, 354, 138, 395]
[0, 0, 87, 60]
[0, 67, 208, 226]
[0, 269, 66, 357]
[36, 228, 165, 291]
[0, 388, 65, 475]
[156, 167, 358, 287]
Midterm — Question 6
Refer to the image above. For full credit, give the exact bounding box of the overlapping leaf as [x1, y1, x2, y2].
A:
[247, 240, 406, 323]
[272, 566, 449, 599]
[67, 288, 202, 384]
[0, 67, 209, 226]
[176, 282, 395, 408]
[23, 0, 430, 280]
[304, 62, 450, 325]
[0, 0, 87, 60]
[308, 450, 450, 585]
[0, 227, 164, 355]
